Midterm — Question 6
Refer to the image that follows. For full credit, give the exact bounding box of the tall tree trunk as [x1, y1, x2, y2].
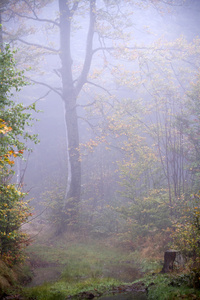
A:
[59, 0, 81, 227]
[63, 91, 81, 217]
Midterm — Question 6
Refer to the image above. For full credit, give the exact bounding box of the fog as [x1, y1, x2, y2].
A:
[1, 0, 200, 296]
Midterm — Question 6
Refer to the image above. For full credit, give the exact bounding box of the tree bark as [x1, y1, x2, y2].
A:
[161, 250, 183, 273]
[58, 0, 95, 229]
[63, 92, 81, 214]
[59, 0, 81, 226]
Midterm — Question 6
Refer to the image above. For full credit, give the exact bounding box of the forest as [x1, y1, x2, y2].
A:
[0, 0, 200, 299]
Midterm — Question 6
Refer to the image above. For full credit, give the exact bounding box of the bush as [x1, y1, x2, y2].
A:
[0, 44, 38, 265]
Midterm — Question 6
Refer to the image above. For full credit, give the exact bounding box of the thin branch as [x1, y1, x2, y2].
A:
[92, 45, 186, 56]
[53, 68, 61, 78]
[77, 100, 96, 108]
[18, 152, 30, 189]
[22, 90, 53, 112]
[23, 90, 53, 112]
[23, 228, 43, 243]
[78, 115, 99, 130]
[27, 77, 62, 98]
[7, 8, 59, 27]
[21, 207, 48, 227]
[3, 31, 59, 53]
[33, 89, 52, 102]
[86, 80, 112, 95]
[92, 46, 115, 55]
[170, 62, 186, 92]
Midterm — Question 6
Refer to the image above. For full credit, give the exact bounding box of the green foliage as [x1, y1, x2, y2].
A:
[175, 73, 200, 193]
[143, 273, 200, 300]
[95, 37, 200, 259]
[0, 184, 31, 265]
[43, 187, 65, 229]
[117, 189, 171, 242]
[171, 193, 200, 287]
[0, 259, 18, 297]
[0, 45, 38, 160]
[0, 44, 38, 265]
[43, 187, 80, 233]
[24, 277, 120, 300]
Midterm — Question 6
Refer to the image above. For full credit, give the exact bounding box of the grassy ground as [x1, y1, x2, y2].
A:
[22, 224, 145, 299]
[3, 222, 200, 299]
[26, 230, 143, 282]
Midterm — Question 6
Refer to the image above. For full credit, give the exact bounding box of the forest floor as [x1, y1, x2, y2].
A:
[22, 222, 200, 300]
[2, 222, 200, 299]
[20, 221, 149, 299]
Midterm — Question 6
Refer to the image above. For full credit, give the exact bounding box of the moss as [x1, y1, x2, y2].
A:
[0, 259, 24, 297]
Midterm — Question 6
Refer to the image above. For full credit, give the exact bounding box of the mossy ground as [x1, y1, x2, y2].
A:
[22, 224, 200, 300]
[24, 277, 121, 300]
[21, 225, 144, 299]
[2, 223, 200, 299]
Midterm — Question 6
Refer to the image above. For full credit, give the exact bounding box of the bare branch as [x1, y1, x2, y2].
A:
[92, 45, 186, 57]
[32, 89, 52, 103]
[27, 77, 62, 98]
[170, 62, 186, 92]
[86, 80, 112, 95]
[6, 8, 59, 27]
[53, 68, 61, 78]
[21, 207, 48, 227]
[77, 100, 96, 108]
[20, 90, 52, 112]
[78, 115, 99, 130]
[3, 31, 59, 53]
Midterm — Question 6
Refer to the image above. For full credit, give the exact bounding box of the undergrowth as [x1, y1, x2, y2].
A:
[0, 259, 32, 297]
[143, 273, 200, 300]
[22, 228, 143, 298]
[24, 277, 120, 300]
[26, 229, 143, 283]
[22, 225, 200, 300]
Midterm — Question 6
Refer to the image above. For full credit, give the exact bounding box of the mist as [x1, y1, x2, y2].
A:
[1, 0, 200, 299]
